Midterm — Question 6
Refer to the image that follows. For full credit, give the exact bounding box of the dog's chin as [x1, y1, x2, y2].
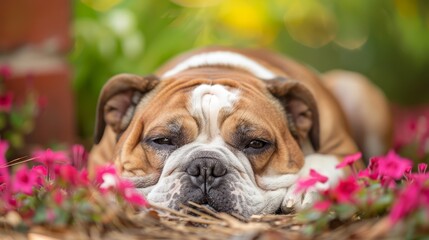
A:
[138, 165, 288, 218]
[162, 175, 247, 216]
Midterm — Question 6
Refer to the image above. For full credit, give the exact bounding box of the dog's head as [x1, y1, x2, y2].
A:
[93, 60, 319, 217]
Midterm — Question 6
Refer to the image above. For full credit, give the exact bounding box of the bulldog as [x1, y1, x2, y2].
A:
[89, 47, 391, 217]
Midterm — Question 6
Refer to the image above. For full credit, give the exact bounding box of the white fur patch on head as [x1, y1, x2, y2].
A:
[162, 51, 276, 80]
[189, 84, 240, 141]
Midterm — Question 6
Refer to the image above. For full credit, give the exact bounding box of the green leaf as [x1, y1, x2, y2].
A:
[296, 210, 323, 222]
[20, 120, 34, 134]
[372, 194, 393, 212]
[75, 201, 95, 223]
[54, 207, 70, 226]
[32, 205, 47, 224]
[4, 132, 23, 149]
[9, 112, 25, 129]
[334, 204, 357, 220]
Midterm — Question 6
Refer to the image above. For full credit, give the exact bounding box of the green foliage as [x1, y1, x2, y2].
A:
[0, 77, 39, 156]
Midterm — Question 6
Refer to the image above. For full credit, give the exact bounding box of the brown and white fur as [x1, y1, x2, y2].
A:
[89, 47, 391, 217]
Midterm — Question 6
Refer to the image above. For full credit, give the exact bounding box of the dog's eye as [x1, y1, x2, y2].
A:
[153, 137, 174, 145]
[245, 139, 267, 149]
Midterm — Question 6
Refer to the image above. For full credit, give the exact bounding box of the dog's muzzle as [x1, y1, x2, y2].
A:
[178, 151, 235, 210]
[145, 144, 284, 217]
[186, 155, 228, 199]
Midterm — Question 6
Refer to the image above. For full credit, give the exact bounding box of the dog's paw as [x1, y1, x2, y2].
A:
[280, 182, 326, 213]
[280, 154, 345, 213]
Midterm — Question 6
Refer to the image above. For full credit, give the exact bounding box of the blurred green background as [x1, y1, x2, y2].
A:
[71, 0, 429, 140]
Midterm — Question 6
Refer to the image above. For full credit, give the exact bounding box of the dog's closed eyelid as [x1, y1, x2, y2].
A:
[232, 129, 273, 148]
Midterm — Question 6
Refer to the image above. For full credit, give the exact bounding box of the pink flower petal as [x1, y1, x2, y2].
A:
[12, 166, 38, 195]
[79, 169, 89, 186]
[336, 152, 362, 169]
[0, 92, 13, 112]
[32, 165, 47, 185]
[0, 140, 10, 187]
[418, 163, 427, 174]
[296, 178, 318, 193]
[53, 190, 65, 205]
[309, 169, 328, 183]
[313, 200, 331, 212]
[389, 183, 421, 224]
[33, 149, 70, 167]
[123, 188, 149, 207]
[0, 65, 12, 79]
[70, 144, 88, 170]
[95, 164, 117, 186]
[333, 176, 360, 203]
[358, 169, 370, 178]
[377, 151, 412, 180]
[295, 169, 328, 193]
[58, 165, 79, 186]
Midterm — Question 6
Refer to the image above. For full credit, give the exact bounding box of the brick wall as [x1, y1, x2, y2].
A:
[0, 0, 76, 146]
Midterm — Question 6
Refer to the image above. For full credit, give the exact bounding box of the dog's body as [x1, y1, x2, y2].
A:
[89, 47, 391, 217]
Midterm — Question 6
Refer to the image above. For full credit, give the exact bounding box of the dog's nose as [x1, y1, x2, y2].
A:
[186, 158, 227, 193]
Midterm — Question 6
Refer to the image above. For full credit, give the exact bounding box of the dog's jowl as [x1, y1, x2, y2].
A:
[89, 47, 392, 217]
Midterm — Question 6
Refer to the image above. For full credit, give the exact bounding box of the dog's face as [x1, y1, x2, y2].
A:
[94, 68, 319, 217]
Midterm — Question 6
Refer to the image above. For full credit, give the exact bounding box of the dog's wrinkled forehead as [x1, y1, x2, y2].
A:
[159, 50, 276, 142]
[188, 84, 240, 141]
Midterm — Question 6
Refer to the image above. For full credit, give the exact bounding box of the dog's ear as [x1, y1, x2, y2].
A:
[94, 74, 159, 144]
[266, 78, 320, 151]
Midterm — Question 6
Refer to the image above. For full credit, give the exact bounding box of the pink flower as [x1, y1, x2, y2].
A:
[0, 65, 12, 79]
[402, 166, 413, 182]
[57, 165, 79, 186]
[377, 151, 412, 180]
[313, 200, 331, 212]
[53, 190, 65, 205]
[0, 140, 10, 188]
[6, 197, 18, 210]
[0, 177, 6, 192]
[0, 92, 13, 112]
[419, 129, 429, 157]
[33, 149, 69, 179]
[55, 165, 88, 186]
[309, 169, 329, 183]
[406, 172, 429, 184]
[296, 169, 328, 193]
[32, 165, 47, 176]
[95, 164, 149, 207]
[95, 164, 117, 187]
[332, 176, 360, 203]
[70, 144, 88, 170]
[389, 183, 421, 224]
[0, 140, 8, 159]
[79, 169, 89, 186]
[418, 163, 427, 174]
[336, 152, 362, 169]
[12, 166, 38, 195]
[368, 157, 380, 174]
[32, 165, 47, 185]
[33, 149, 69, 167]
[122, 187, 148, 207]
[380, 176, 396, 189]
[358, 169, 370, 178]
[37, 96, 48, 110]
[116, 179, 148, 207]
